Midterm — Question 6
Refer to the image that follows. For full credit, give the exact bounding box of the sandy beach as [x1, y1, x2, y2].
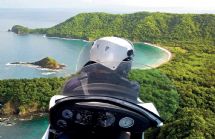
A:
[144, 42, 172, 68]
[45, 35, 90, 42]
[44, 36, 172, 69]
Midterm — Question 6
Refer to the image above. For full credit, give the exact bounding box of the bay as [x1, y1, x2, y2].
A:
[0, 8, 169, 139]
[0, 32, 168, 79]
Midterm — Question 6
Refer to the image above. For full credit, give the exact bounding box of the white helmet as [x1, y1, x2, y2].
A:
[89, 36, 134, 70]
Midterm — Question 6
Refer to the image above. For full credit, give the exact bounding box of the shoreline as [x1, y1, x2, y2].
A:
[44, 36, 172, 68]
[6, 62, 63, 72]
[143, 42, 172, 68]
[1, 38, 173, 123]
[6, 33, 172, 71]
[44, 35, 91, 42]
[0, 112, 48, 127]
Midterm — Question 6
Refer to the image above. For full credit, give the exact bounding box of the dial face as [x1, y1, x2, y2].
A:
[97, 112, 115, 127]
[62, 109, 73, 119]
[119, 117, 134, 128]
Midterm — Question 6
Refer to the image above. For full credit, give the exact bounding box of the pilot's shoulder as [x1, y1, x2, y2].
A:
[121, 77, 140, 92]
[63, 77, 81, 92]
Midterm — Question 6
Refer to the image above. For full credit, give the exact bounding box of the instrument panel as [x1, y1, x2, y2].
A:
[50, 101, 154, 133]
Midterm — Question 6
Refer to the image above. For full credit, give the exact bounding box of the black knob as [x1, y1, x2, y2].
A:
[57, 119, 67, 129]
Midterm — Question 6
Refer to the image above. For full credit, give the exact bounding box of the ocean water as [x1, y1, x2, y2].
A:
[0, 32, 88, 79]
[0, 9, 168, 139]
[0, 32, 167, 79]
[0, 116, 48, 139]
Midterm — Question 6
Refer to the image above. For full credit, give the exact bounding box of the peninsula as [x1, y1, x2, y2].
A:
[11, 12, 215, 43]
[5, 11, 215, 138]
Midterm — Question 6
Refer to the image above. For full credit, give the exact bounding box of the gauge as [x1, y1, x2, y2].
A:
[62, 109, 73, 119]
[57, 119, 67, 129]
[75, 110, 93, 125]
[97, 112, 115, 127]
[119, 117, 134, 128]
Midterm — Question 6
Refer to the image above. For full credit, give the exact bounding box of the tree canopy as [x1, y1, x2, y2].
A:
[7, 11, 215, 138]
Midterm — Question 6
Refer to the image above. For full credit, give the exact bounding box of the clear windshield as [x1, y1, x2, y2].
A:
[75, 42, 151, 72]
[63, 42, 179, 120]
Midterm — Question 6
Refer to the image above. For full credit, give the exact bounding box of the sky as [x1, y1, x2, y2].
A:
[0, 0, 214, 13]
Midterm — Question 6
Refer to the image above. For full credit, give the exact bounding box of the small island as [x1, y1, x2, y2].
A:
[11, 25, 31, 35]
[10, 57, 65, 70]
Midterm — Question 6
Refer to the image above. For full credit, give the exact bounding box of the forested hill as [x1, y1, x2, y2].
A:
[7, 12, 215, 138]
[12, 12, 215, 43]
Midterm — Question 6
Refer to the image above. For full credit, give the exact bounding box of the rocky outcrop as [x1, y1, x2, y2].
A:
[31, 57, 65, 69]
[0, 101, 17, 115]
[18, 103, 39, 117]
[10, 57, 65, 70]
[11, 25, 31, 35]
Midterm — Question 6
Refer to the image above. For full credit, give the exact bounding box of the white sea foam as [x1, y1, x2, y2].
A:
[5, 63, 13, 66]
[47, 36, 90, 42]
[4, 122, 16, 126]
[39, 68, 60, 72]
[5, 62, 62, 72]
[19, 116, 33, 121]
[41, 72, 57, 75]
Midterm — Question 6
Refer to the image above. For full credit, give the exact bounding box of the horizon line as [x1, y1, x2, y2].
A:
[0, 8, 214, 14]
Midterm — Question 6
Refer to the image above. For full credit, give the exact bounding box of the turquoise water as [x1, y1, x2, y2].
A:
[0, 9, 168, 79]
[0, 32, 167, 79]
[0, 117, 48, 139]
[0, 32, 88, 79]
[0, 9, 168, 139]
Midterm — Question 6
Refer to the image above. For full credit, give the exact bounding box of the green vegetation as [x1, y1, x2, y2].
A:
[129, 69, 179, 120]
[11, 25, 31, 35]
[12, 12, 215, 43]
[157, 108, 215, 139]
[32, 57, 65, 69]
[0, 78, 65, 116]
[11, 25, 46, 35]
[7, 12, 215, 138]
[0, 70, 178, 120]
[10, 57, 65, 70]
[154, 41, 215, 139]
[45, 12, 215, 43]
